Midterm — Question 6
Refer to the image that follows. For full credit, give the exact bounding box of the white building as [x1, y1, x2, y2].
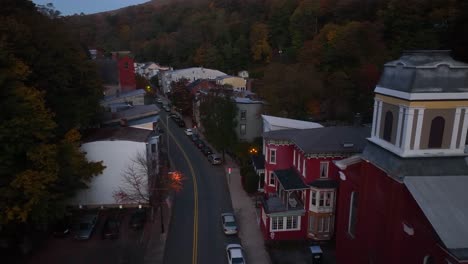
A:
[159, 67, 227, 94]
[71, 127, 160, 208]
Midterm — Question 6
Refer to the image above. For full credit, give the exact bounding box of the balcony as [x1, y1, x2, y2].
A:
[262, 194, 305, 215]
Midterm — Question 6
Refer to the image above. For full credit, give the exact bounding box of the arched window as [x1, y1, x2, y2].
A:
[428, 116, 445, 148]
[383, 111, 393, 142]
[423, 255, 434, 264]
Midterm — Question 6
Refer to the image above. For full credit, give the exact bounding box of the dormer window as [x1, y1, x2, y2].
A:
[428, 116, 445, 148]
[383, 111, 393, 142]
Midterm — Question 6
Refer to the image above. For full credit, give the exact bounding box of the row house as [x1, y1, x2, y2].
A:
[259, 126, 370, 241]
[334, 50, 468, 264]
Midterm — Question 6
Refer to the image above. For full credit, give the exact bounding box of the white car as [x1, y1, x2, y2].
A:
[226, 244, 246, 264]
[184, 128, 193, 136]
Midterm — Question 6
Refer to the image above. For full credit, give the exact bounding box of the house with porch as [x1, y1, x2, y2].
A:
[259, 126, 370, 241]
[333, 50, 468, 264]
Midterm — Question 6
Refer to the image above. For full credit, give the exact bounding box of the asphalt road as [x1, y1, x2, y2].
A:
[160, 111, 240, 264]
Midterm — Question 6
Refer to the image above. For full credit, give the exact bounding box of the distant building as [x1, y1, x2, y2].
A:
[235, 97, 264, 142]
[334, 50, 468, 264]
[216, 75, 247, 92]
[101, 89, 146, 108]
[159, 67, 226, 94]
[238, 70, 249, 79]
[101, 104, 160, 131]
[94, 51, 137, 97]
[134, 62, 170, 79]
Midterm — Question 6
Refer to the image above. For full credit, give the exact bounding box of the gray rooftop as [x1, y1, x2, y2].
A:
[82, 127, 154, 143]
[262, 196, 305, 216]
[102, 104, 159, 124]
[308, 179, 338, 189]
[264, 126, 370, 155]
[404, 176, 468, 260]
[377, 50, 468, 94]
[274, 168, 308, 190]
[362, 142, 468, 180]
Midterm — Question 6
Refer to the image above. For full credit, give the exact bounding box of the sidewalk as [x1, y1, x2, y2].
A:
[224, 156, 271, 264]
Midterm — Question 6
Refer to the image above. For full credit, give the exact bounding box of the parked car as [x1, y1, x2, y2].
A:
[184, 128, 193, 136]
[201, 146, 213, 156]
[208, 154, 222, 165]
[176, 119, 186, 128]
[52, 217, 72, 238]
[163, 105, 171, 112]
[156, 98, 163, 105]
[195, 139, 205, 149]
[74, 213, 98, 240]
[226, 244, 246, 264]
[169, 113, 178, 119]
[129, 209, 146, 230]
[102, 213, 121, 239]
[221, 213, 238, 235]
[190, 133, 199, 142]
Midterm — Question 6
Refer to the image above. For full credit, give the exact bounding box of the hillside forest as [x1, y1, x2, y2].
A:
[65, 0, 468, 122]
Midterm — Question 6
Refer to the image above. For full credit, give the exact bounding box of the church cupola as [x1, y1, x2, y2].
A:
[369, 50, 468, 157]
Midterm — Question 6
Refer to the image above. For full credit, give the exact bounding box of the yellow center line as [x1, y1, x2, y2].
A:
[162, 118, 199, 264]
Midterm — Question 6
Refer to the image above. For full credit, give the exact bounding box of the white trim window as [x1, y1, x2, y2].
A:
[317, 216, 333, 233]
[271, 216, 283, 231]
[269, 171, 275, 186]
[310, 189, 335, 212]
[269, 149, 277, 164]
[348, 191, 358, 238]
[302, 159, 306, 177]
[270, 216, 301, 231]
[320, 161, 329, 178]
[264, 170, 269, 184]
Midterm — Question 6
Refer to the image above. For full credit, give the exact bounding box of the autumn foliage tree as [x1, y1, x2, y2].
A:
[0, 0, 105, 229]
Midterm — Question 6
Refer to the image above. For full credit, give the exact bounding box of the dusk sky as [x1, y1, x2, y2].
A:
[31, 0, 151, 16]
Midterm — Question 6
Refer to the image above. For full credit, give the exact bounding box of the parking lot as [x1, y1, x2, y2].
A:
[28, 208, 152, 264]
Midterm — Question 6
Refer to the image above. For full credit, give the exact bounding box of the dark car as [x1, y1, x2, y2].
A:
[52, 218, 72, 238]
[191, 133, 199, 142]
[195, 140, 205, 149]
[201, 146, 213, 156]
[129, 209, 146, 230]
[176, 119, 185, 128]
[102, 214, 121, 239]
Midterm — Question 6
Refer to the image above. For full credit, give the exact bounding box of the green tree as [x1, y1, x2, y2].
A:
[200, 89, 238, 158]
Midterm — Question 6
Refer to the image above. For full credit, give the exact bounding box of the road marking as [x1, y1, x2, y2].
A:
[161, 118, 199, 264]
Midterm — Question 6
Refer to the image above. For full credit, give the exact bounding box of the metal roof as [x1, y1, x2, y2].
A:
[377, 50, 468, 94]
[404, 176, 468, 257]
[264, 126, 370, 155]
[308, 179, 338, 189]
[274, 168, 308, 190]
[362, 142, 468, 180]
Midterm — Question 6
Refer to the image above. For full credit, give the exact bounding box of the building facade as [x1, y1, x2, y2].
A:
[334, 50, 468, 264]
[259, 127, 370, 241]
[159, 67, 226, 94]
[235, 97, 264, 142]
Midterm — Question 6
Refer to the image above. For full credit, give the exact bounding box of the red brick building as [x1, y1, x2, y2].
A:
[257, 126, 369, 241]
[333, 50, 468, 264]
[112, 51, 136, 93]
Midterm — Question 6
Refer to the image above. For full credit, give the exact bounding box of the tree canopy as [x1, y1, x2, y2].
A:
[0, 0, 105, 227]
